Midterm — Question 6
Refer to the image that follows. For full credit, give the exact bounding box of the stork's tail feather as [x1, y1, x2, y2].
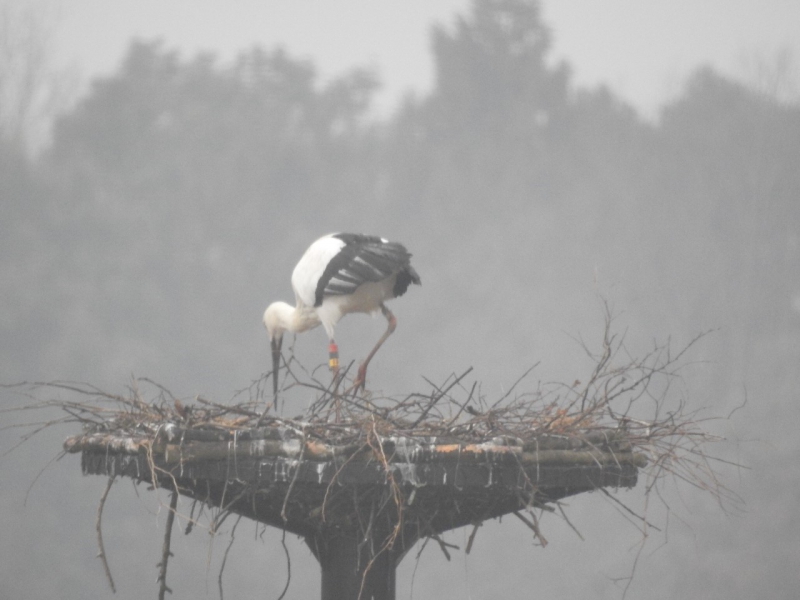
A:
[393, 265, 421, 297]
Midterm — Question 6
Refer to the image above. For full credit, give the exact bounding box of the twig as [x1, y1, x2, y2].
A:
[409, 535, 431, 598]
[444, 380, 478, 427]
[490, 363, 539, 410]
[24, 450, 65, 506]
[556, 501, 585, 541]
[431, 534, 458, 561]
[96, 476, 117, 593]
[513, 510, 548, 547]
[276, 528, 292, 600]
[465, 522, 481, 554]
[157, 487, 179, 600]
[598, 487, 661, 532]
[414, 367, 474, 427]
[281, 429, 306, 522]
[217, 515, 241, 600]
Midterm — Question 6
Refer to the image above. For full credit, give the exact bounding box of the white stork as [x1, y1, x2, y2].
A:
[263, 233, 420, 396]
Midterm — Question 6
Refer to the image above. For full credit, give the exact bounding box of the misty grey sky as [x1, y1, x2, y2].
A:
[31, 0, 800, 120]
[3, 3, 799, 599]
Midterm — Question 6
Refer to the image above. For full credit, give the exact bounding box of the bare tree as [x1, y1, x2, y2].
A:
[737, 45, 799, 106]
[0, 1, 73, 155]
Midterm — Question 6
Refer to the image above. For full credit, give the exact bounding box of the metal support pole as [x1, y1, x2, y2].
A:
[307, 530, 400, 600]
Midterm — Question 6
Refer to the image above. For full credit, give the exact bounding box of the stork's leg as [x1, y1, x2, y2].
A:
[354, 304, 397, 391]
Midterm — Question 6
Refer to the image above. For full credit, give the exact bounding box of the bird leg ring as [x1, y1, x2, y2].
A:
[328, 341, 339, 373]
[329, 341, 342, 421]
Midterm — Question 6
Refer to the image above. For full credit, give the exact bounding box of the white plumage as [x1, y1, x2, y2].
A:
[263, 233, 420, 396]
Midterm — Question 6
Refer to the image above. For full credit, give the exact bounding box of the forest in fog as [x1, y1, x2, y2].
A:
[2, 1, 799, 598]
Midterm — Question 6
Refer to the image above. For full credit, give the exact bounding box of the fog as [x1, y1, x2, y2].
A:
[2, 1, 798, 598]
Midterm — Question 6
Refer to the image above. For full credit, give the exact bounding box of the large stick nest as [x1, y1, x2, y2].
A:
[3, 310, 736, 598]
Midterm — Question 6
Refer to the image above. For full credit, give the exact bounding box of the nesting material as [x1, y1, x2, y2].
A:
[7, 318, 731, 597]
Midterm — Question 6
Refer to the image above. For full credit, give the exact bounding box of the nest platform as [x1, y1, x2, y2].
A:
[65, 421, 646, 600]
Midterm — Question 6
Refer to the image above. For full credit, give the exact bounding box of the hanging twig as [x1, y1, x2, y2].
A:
[556, 501, 585, 541]
[157, 487, 179, 600]
[513, 510, 548, 547]
[465, 522, 481, 554]
[431, 534, 459, 561]
[96, 476, 117, 593]
[276, 528, 292, 600]
[216, 514, 241, 600]
[281, 428, 307, 522]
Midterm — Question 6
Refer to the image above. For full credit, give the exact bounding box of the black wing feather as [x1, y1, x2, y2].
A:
[314, 234, 420, 306]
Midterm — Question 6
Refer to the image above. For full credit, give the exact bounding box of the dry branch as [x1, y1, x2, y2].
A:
[157, 487, 179, 600]
[96, 476, 116, 593]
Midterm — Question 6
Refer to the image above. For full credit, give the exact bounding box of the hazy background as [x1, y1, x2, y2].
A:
[1, 0, 798, 598]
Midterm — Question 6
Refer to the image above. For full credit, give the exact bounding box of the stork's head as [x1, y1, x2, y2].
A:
[263, 302, 293, 396]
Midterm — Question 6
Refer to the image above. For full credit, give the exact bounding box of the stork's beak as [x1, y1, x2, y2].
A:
[271, 336, 282, 396]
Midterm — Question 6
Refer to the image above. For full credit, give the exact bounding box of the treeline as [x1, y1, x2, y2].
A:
[2, 0, 798, 403]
